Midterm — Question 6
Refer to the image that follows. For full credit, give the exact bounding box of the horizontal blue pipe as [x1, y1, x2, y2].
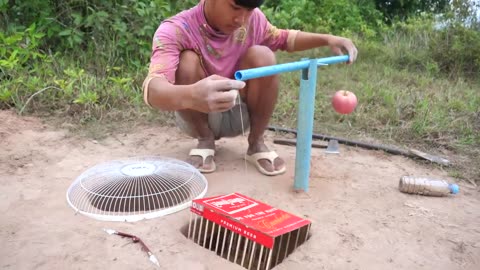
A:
[234, 55, 350, 81]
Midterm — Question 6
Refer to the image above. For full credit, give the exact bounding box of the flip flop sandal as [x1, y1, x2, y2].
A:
[245, 151, 286, 176]
[189, 148, 216, 173]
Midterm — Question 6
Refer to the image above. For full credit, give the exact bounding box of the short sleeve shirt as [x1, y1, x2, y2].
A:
[147, 1, 290, 83]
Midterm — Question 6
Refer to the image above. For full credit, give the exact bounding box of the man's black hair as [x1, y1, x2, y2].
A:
[234, 0, 265, 8]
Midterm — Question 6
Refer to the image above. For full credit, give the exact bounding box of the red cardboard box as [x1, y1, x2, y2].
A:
[190, 193, 311, 249]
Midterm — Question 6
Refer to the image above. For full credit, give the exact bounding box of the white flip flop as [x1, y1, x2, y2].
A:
[189, 148, 216, 173]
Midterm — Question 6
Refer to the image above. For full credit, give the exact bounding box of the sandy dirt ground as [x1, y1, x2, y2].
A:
[0, 109, 479, 270]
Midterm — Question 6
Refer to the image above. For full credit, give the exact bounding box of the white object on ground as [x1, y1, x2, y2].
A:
[66, 156, 208, 222]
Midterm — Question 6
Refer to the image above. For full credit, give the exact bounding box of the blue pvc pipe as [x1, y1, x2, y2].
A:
[294, 59, 318, 192]
[233, 55, 349, 192]
[234, 55, 349, 81]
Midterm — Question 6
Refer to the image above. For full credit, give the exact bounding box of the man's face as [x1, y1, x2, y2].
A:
[208, 0, 255, 34]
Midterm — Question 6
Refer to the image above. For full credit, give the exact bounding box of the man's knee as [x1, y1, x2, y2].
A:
[176, 50, 205, 85]
[241, 45, 277, 68]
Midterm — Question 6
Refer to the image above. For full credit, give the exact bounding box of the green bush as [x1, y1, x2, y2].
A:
[263, 0, 383, 37]
[0, 0, 197, 71]
[429, 24, 480, 76]
[363, 15, 480, 77]
[0, 0, 198, 115]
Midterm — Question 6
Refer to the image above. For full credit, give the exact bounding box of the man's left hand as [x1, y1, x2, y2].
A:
[328, 36, 358, 64]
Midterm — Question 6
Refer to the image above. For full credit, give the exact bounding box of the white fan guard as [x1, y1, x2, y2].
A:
[66, 156, 208, 222]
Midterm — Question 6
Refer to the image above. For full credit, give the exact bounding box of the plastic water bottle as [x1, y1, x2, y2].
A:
[399, 176, 459, 197]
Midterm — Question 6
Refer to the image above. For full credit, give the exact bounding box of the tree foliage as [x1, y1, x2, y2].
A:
[0, 0, 478, 75]
[374, 0, 450, 23]
[0, 0, 197, 69]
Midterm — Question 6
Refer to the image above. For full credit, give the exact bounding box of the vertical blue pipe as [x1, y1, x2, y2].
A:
[294, 59, 318, 192]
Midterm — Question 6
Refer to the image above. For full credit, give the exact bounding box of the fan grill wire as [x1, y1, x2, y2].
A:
[66, 156, 208, 222]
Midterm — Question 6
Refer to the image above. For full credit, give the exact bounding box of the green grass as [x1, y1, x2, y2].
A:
[1, 37, 479, 183]
[271, 48, 479, 182]
[274, 49, 479, 144]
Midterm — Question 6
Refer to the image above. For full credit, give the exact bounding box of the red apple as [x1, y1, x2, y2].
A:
[332, 90, 358, 114]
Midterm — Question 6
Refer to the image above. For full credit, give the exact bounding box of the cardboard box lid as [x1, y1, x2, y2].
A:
[191, 193, 311, 248]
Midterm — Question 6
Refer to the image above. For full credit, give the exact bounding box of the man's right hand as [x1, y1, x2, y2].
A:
[190, 75, 246, 113]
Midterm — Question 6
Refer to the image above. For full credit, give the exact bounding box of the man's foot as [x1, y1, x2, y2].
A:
[188, 140, 216, 173]
[246, 142, 286, 176]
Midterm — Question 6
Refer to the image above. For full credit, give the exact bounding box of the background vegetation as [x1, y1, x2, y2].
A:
[1, 0, 479, 182]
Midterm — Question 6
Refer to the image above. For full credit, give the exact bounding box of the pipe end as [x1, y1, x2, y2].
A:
[234, 71, 243, 80]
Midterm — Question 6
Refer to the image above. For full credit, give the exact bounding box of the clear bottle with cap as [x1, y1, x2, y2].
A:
[399, 176, 459, 197]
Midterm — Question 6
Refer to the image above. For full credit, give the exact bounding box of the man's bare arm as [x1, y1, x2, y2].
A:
[290, 32, 358, 63]
[144, 75, 246, 113]
[146, 77, 194, 111]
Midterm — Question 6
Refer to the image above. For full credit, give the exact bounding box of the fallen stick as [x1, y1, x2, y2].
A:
[274, 138, 327, 148]
[268, 126, 450, 166]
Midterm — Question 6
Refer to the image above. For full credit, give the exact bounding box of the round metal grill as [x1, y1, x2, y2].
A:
[66, 156, 208, 222]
